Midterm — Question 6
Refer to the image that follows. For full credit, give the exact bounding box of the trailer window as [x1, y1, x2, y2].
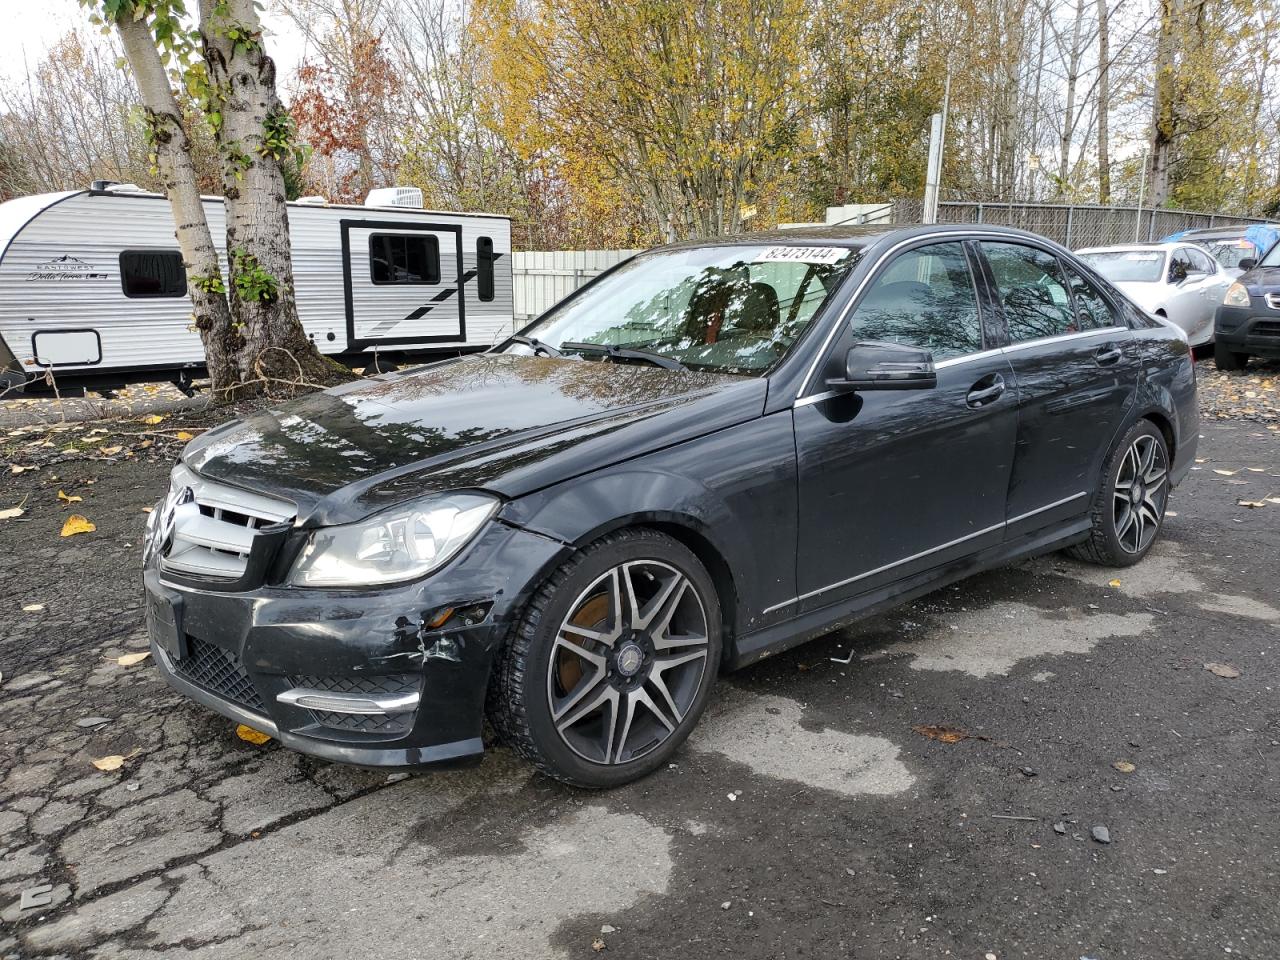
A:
[477, 236, 495, 302]
[369, 234, 439, 284]
[120, 250, 187, 298]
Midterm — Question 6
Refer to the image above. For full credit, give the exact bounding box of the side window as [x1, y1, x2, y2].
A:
[1168, 248, 1195, 283]
[1064, 263, 1118, 330]
[1187, 248, 1216, 275]
[982, 242, 1076, 342]
[369, 233, 440, 284]
[120, 250, 186, 298]
[476, 237, 496, 302]
[847, 242, 982, 360]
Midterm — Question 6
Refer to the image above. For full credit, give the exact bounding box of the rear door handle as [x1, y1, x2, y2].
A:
[966, 374, 1006, 408]
[1095, 344, 1124, 366]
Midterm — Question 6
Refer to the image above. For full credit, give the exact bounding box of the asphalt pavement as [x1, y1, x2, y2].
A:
[1, 400, 1278, 958]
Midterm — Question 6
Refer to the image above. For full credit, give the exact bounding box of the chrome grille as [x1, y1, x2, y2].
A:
[158, 463, 295, 580]
[1265, 293, 1280, 310]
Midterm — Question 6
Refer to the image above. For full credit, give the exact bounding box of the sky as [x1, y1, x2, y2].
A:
[0, 0, 308, 82]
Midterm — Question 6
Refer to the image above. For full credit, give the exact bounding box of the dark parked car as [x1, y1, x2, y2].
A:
[144, 224, 1198, 788]
[1214, 240, 1280, 370]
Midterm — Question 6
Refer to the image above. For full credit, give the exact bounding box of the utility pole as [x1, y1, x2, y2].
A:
[1135, 148, 1148, 241]
[922, 72, 951, 224]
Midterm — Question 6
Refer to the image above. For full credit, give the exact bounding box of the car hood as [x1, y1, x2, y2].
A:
[1241, 265, 1280, 290]
[184, 353, 766, 526]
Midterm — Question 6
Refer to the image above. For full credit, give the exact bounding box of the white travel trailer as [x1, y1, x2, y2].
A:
[0, 183, 513, 393]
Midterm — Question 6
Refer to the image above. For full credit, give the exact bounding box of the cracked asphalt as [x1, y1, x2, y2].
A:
[2, 383, 1279, 959]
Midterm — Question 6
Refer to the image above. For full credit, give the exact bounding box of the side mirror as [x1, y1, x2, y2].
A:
[1238, 257, 1257, 272]
[828, 340, 937, 392]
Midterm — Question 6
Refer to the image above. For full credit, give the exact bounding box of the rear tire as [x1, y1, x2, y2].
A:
[488, 528, 721, 788]
[1214, 341, 1248, 371]
[1068, 420, 1170, 567]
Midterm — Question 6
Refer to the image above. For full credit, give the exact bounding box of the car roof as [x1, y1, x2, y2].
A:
[1076, 242, 1182, 254]
[1177, 226, 1259, 240]
[654, 222, 1069, 253]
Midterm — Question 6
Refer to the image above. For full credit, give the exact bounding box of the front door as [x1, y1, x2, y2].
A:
[977, 240, 1139, 537]
[343, 221, 464, 349]
[793, 239, 1019, 614]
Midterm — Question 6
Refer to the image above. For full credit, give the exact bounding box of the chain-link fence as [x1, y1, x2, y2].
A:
[889, 199, 1272, 249]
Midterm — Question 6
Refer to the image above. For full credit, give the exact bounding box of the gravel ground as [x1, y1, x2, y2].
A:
[1, 383, 1278, 958]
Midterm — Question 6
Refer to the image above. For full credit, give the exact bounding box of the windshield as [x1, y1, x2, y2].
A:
[1079, 249, 1166, 283]
[1260, 241, 1280, 268]
[1204, 238, 1260, 269]
[509, 244, 860, 375]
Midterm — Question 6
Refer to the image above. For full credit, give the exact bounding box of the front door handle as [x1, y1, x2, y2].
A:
[1095, 344, 1124, 366]
[966, 374, 1006, 408]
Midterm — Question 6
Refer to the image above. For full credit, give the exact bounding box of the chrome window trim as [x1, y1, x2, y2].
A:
[1000, 325, 1129, 355]
[762, 490, 1088, 615]
[796, 229, 1084, 400]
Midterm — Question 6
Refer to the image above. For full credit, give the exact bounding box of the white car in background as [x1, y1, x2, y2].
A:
[1076, 242, 1232, 348]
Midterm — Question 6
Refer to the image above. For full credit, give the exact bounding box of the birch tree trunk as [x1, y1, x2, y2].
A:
[199, 0, 336, 390]
[1096, 0, 1111, 203]
[113, 12, 238, 396]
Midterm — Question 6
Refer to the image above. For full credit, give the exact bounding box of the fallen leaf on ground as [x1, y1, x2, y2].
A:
[0, 507, 24, 520]
[1112, 760, 1136, 774]
[98, 445, 122, 456]
[1213, 468, 1239, 476]
[91, 748, 140, 771]
[1204, 662, 1241, 679]
[142, 506, 153, 513]
[1247, 467, 1265, 473]
[1108, 578, 1122, 588]
[142, 414, 165, 425]
[175, 430, 194, 441]
[57, 490, 82, 504]
[592, 938, 607, 953]
[912, 724, 990, 744]
[22, 603, 44, 612]
[109, 651, 151, 667]
[10, 464, 33, 473]
[1238, 499, 1269, 508]
[60, 514, 95, 537]
[236, 724, 272, 745]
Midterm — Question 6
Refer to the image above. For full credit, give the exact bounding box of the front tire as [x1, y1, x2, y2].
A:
[489, 529, 722, 788]
[1214, 341, 1248, 371]
[1068, 420, 1170, 567]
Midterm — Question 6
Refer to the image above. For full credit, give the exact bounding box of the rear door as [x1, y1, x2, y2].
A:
[977, 240, 1139, 537]
[343, 221, 464, 349]
[792, 239, 1018, 614]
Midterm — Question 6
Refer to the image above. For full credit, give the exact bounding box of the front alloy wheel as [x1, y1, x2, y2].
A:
[550, 560, 709, 765]
[490, 529, 721, 788]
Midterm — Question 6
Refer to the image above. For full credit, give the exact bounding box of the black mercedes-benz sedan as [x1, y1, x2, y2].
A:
[144, 224, 1198, 788]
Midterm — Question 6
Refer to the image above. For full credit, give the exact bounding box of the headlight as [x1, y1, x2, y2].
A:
[1223, 282, 1251, 307]
[287, 493, 498, 588]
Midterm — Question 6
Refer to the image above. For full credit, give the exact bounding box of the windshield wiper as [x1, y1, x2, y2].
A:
[560, 341, 687, 371]
[506, 334, 562, 358]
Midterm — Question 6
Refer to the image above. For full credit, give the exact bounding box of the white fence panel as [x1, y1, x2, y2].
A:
[512, 249, 640, 322]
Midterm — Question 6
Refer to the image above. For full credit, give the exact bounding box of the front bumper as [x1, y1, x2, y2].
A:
[1216, 304, 1280, 358]
[144, 520, 567, 769]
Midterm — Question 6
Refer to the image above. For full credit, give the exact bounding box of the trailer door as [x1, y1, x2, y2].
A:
[342, 220, 464, 348]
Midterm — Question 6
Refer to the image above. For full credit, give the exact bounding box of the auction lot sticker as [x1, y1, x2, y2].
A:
[754, 246, 849, 264]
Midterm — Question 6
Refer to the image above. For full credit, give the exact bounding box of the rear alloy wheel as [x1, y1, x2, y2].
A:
[1214, 341, 1248, 371]
[1069, 420, 1170, 566]
[489, 529, 721, 788]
